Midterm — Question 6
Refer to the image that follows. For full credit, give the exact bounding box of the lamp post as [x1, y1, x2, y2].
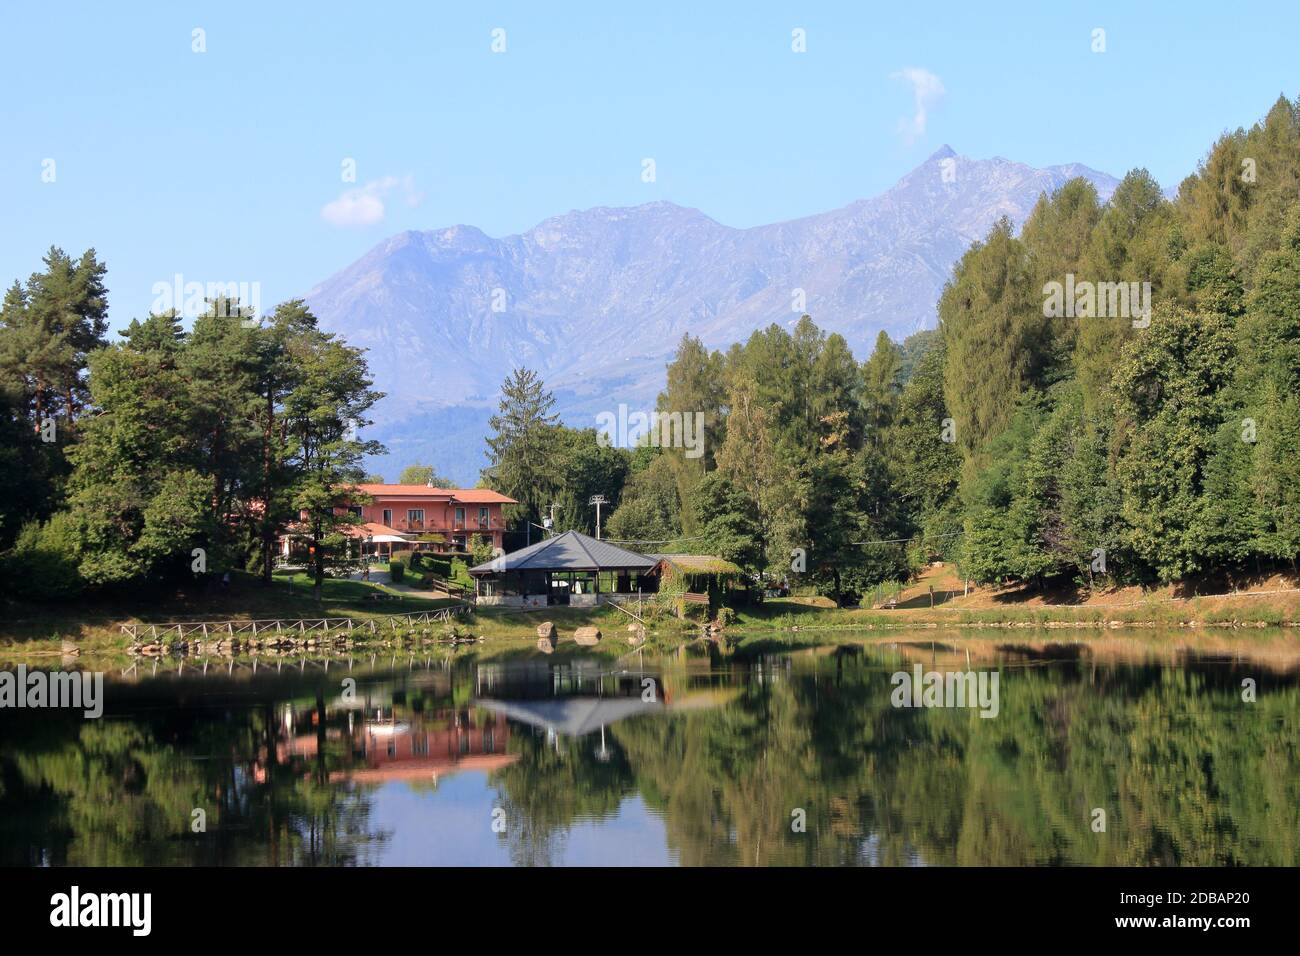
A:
[589, 494, 608, 540]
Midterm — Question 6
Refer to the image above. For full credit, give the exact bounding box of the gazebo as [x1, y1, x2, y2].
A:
[468, 530, 658, 608]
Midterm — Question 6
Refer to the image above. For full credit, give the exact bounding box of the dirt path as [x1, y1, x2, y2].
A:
[347, 569, 454, 601]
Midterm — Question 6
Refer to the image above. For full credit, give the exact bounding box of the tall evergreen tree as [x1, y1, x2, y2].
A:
[280, 312, 384, 599]
[861, 330, 902, 448]
[939, 218, 1046, 467]
[657, 334, 726, 533]
[482, 368, 561, 528]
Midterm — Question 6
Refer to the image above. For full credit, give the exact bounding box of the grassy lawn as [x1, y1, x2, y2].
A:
[734, 592, 1300, 629]
[0, 569, 461, 654]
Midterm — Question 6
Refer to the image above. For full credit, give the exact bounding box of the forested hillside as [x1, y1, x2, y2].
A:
[592, 95, 1300, 602]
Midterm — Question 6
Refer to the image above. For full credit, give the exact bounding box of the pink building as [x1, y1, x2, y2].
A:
[349, 484, 516, 552]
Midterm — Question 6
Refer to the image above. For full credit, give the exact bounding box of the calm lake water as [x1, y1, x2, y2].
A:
[1, 633, 1297, 866]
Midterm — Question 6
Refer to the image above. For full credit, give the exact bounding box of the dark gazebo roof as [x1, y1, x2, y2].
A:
[474, 696, 661, 737]
[468, 530, 657, 576]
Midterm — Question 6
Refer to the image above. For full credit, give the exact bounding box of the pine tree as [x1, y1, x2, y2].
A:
[281, 315, 385, 599]
[939, 218, 1045, 468]
[1074, 170, 1174, 416]
[657, 334, 726, 533]
[482, 368, 560, 527]
[860, 331, 901, 447]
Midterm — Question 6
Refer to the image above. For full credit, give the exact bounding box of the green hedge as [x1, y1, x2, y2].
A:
[423, 555, 453, 579]
[389, 560, 405, 583]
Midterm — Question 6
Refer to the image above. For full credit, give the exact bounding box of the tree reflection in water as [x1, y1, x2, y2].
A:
[0, 639, 1295, 866]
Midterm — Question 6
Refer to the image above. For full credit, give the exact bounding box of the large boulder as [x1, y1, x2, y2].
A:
[573, 626, 602, 646]
[537, 621, 555, 640]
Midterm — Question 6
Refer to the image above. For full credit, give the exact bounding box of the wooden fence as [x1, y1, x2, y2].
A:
[119, 603, 469, 642]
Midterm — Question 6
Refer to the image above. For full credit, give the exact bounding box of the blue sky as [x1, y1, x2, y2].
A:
[3, 1, 1297, 326]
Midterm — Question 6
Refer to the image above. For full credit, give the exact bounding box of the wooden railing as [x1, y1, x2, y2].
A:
[119, 604, 470, 642]
[425, 574, 473, 600]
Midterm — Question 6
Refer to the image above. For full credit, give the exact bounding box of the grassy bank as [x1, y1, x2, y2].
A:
[0, 570, 461, 656]
[4, 566, 1297, 663]
[733, 590, 1300, 631]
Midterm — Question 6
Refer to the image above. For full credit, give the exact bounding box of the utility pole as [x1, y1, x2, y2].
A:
[589, 494, 608, 540]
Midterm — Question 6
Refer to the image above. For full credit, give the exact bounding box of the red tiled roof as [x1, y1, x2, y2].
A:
[360, 521, 403, 537]
[355, 484, 517, 504]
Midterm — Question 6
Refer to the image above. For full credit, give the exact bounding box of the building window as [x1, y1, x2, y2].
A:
[348, 505, 362, 517]
[382, 508, 392, 526]
[478, 506, 489, 527]
[455, 506, 465, 526]
[408, 509, 424, 527]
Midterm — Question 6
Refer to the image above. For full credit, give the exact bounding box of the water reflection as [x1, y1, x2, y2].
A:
[0, 635, 1296, 866]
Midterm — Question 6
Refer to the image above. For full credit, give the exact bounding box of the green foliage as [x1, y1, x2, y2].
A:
[469, 534, 494, 568]
[0, 248, 109, 549]
[931, 96, 1300, 586]
[605, 453, 682, 543]
[939, 218, 1053, 465]
[397, 463, 453, 486]
[481, 367, 561, 527]
[692, 473, 764, 573]
[885, 342, 962, 552]
[1112, 307, 1238, 580]
[656, 333, 727, 532]
[1, 514, 83, 600]
[861, 329, 902, 445]
[1, 286, 385, 600]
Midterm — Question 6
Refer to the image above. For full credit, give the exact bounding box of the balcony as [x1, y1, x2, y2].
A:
[453, 519, 502, 532]
[387, 518, 502, 534]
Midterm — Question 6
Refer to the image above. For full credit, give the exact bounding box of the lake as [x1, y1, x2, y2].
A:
[1, 631, 1296, 866]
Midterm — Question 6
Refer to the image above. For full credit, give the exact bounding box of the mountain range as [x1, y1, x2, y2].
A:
[305, 146, 1121, 483]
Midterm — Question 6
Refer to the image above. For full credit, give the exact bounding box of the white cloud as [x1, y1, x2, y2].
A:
[891, 67, 945, 143]
[321, 175, 425, 228]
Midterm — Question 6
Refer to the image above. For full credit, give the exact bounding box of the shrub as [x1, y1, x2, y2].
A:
[470, 535, 494, 567]
[680, 599, 710, 622]
[450, 557, 472, 587]
[389, 560, 405, 583]
[2, 515, 84, 601]
[424, 555, 453, 579]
